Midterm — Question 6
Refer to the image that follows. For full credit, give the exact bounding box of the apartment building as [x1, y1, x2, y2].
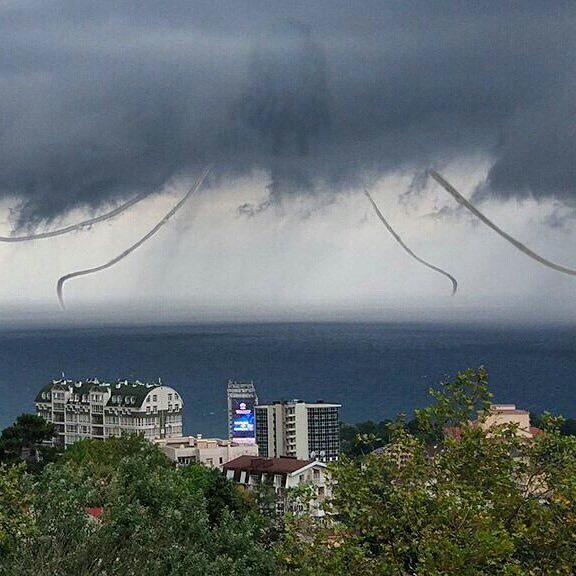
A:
[255, 400, 341, 462]
[35, 378, 183, 446]
[223, 455, 332, 516]
[444, 404, 541, 441]
[479, 404, 540, 438]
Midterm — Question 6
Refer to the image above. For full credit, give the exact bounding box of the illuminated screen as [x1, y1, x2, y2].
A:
[231, 398, 255, 443]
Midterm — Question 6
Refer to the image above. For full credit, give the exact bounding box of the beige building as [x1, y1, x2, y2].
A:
[35, 378, 183, 446]
[445, 404, 540, 441]
[255, 400, 341, 462]
[223, 455, 332, 516]
[479, 404, 539, 439]
[154, 435, 258, 469]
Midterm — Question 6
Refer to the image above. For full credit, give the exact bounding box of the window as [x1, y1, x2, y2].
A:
[146, 406, 150, 414]
[168, 394, 172, 401]
[153, 395, 157, 402]
[146, 396, 150, 403]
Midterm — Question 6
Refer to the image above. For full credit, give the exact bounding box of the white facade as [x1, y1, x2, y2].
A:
[224, 456, 332, 517]
[154, 435, 258, 469]
[35, 379, 183, 446]
[255, 400, 341, 462]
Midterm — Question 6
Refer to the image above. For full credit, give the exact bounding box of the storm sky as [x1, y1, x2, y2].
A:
[1, 1, 576, 323]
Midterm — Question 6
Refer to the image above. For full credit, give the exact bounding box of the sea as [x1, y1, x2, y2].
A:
[0, 322, 575, 436]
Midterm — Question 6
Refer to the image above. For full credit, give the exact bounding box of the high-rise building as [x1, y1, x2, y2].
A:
[226, 380, 258, 444]
[35, 378, 183, 446]
[255, 400, 341, 462]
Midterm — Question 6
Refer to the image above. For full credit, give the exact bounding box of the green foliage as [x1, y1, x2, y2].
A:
[0, 464, 35, 559]
[3, 369, 576, 575]
[415, 366, 493, 441]
[280, 367, 576, 575]
[340, 420, 392, 457]
[531, 411, 576, 437]
[0, 414, 58, 472]
[0, 435, 277, 576]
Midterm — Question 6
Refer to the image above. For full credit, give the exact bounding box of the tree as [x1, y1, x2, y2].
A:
[1, 435, 277, 576]
[0, 414, 57, 472]
[0, 464, 35, 560]
[340, 420, 393, 457]
[279, 367, 576, 575]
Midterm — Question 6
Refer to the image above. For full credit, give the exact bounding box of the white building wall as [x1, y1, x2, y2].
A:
[155, 436, 258, 470]
[36, 381, 183, 446]
[256, 401, 340, 462]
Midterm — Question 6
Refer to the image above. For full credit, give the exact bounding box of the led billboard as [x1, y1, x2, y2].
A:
[231, 398, 255, 444]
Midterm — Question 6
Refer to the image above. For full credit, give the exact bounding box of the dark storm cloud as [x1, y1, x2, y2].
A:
[1, 1, 575, 227]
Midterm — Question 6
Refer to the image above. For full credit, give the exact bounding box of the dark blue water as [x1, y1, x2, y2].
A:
[0, 322, 575, 436]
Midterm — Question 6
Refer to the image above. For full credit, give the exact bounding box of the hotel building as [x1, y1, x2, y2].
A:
[35, 378, 183, 446]
[255, 400, 341, 462]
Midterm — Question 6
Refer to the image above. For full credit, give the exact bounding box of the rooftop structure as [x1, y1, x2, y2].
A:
[255, 399, 341, 462]
[153, 435, 258, 469]
[35, 378, 183, 446]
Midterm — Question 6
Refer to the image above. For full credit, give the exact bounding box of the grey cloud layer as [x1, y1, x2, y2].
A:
[1, 1, 575, 226]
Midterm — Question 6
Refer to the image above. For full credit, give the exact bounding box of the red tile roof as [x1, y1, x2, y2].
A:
[85, 507, 103, 520]
[223, 455, 312, 474]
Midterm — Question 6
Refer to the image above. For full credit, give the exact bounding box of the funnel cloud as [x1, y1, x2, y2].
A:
[366, 191, 458, 295]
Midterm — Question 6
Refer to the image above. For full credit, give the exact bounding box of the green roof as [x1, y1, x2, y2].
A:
[35, 379, 163, 408]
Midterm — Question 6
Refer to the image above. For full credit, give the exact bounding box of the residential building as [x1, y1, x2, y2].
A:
[227, 380, 258, 444]
[479, 404, 540, 438]
[35, 378, 183, 446]
[223, 455, 332, 516]
[154, 435, 258, 469]
[255, 400, 341, 462]
[444, 404, 540, 441]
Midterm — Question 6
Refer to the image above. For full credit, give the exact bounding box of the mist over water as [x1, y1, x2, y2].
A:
[1, 322, 575, 436]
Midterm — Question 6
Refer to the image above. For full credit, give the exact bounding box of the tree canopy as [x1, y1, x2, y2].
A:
[279, 368, 576, 575]
[1, 368, 575, 575]
[0, 414, 57, 472]
[0, 435, 275, 576]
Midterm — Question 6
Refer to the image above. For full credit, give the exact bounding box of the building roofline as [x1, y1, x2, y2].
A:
[34, 379, 179, 408]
